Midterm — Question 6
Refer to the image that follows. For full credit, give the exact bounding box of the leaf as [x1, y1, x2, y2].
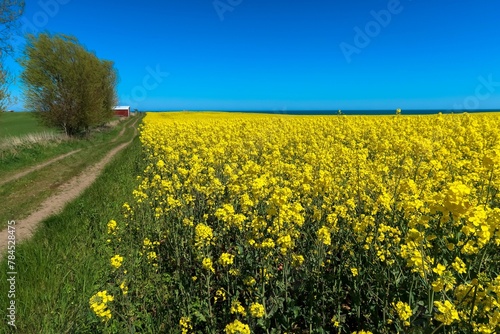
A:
[193, 311, 206, 322]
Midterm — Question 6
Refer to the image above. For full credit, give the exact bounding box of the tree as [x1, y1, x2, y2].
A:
[0, 0, 24, 112]
[0, 0, 24, 55]
[20, 33, 118, 136]
[0, 60, 9, 112]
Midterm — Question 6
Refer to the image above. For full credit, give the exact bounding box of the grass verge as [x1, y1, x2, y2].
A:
[0, 135, 144, 333]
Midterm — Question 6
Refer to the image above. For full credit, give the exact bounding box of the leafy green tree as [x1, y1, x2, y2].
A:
[0, 60, 9, 112]
[0, 0, 24, 112]
[20, 33, 118, 136]
[0, 0, 24, 54]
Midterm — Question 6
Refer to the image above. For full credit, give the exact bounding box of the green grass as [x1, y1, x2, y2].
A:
[0, 116, 139, 231]
[0, 112, 57, 140]
[0, 134, 144, 333]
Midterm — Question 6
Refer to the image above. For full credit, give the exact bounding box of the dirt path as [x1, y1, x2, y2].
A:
[0, 149, 82, 187]
[112, 124, 127, 143]
[0, 118, 139, 258]
[0, 117, 138, 187]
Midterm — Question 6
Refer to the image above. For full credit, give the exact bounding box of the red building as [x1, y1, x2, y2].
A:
[113, 106, 130, 117]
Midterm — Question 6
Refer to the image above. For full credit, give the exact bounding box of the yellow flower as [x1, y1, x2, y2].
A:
[214, 288, 226, 303]
[179, 316, 192, 334]
[249, 302, 265, 318]
[143, 237, 152, 248]
[433, 263, 446, 276]
[452, 257, 467, 274]
[147, 251, 157, 262]
[219, 252, 235, 266]
[291, 254, 305, 267]
[110, 254, 124, 269]
[202, 257, 215, 273]
[89, 290, 114, 321]
[260, 238, 275, 248]
[107, 219, 117, 234]
[119, 280, 128, 295]
[317, 226, 331, 246]
[194, 223, 214, 249]
[230, 300, 247, 316]
[434, 300, 459, 325]
[277, 234, 293, 254]
[244, 276, 256, 286]
[432, 271, 456, 292]
[392, 301, 412, 324]
[225, 319, 250, 334]
[331, 315, 341, 327]
[133, 112, 500, 332]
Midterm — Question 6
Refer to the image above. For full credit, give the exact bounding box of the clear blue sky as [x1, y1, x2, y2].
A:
[4, 0, 500, 111]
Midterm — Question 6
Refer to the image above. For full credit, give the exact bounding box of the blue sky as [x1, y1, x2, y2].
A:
[4, 0, 500, 111]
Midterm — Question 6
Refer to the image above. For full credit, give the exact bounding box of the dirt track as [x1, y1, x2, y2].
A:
[0, 149, 82, 187]
[0, 118, 139, 258]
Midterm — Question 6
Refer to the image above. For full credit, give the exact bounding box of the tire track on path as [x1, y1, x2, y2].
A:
[0, 149, 82, 187]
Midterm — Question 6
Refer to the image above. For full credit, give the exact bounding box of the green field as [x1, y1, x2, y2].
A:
[0, 112, 58, 140]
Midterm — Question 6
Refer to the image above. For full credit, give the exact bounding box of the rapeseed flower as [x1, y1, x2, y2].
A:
[179, 316, 192, 334]
[202, 257, 215, 273]
[110, 254, 124, 269]
[317, 226, 331, 246]
[98, 112, 500, 332]
[89, 290, 114, 321]
[230, 300, 247, 316]
[393, 301, 412, 326]
[225, 319, 251, 334]
[219, 252, 235, 266]
[107, 219, 117, 234]
[434, 300, 459, 325]
[249, 302, 265, 318]
[195, 223, 214, 249]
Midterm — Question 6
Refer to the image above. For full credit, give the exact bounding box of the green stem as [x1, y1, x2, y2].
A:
[430, 323, 444, 334]
[207, 271, 212, 325]
[468, 284, 478, 327]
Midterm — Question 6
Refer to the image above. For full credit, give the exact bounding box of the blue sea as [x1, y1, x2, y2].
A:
[146, 109, 499, 115]
[224, 109, 499, 115]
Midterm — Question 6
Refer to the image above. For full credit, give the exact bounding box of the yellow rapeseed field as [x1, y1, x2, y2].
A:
[92, 112, 500, 333]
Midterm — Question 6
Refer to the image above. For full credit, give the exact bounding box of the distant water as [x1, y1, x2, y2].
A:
[147, 109, 499, 115]
[225, 109, 500, 115]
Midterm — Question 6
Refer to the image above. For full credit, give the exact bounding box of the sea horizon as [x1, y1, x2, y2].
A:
[142, 109, 500, 115]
